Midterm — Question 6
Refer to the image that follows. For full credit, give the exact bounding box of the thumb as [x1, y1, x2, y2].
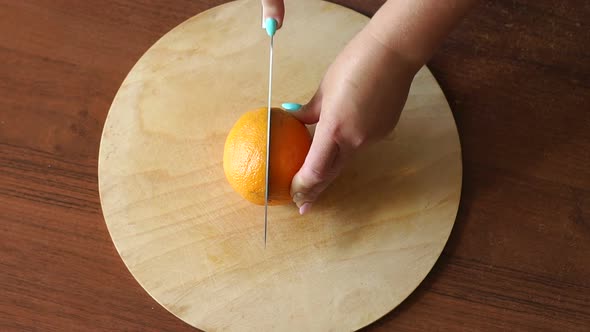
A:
[290, 122, 344, 215]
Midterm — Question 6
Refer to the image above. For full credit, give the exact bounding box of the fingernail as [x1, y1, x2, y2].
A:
[299, 202, 312, 215]
[282, 102, 302, 112]
[265, 18, 277, 37]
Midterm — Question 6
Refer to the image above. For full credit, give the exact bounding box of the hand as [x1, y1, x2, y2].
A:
[261, 0, 285, 28]
[259, 0, 475, 214]
[289, 27, 419, 214]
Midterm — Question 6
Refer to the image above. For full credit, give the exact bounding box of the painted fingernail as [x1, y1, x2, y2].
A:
[265, 18, 277, 37]
[282, 102, 302, 112]
[299, 202, 312, 215]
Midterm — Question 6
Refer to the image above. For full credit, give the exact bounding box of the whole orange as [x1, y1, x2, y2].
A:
[223, 107, 311, 205]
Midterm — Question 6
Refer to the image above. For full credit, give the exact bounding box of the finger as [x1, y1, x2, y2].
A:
[261, 0, 285, 28]
[289, 91, 322, 125]
[290, 122, 345, 214]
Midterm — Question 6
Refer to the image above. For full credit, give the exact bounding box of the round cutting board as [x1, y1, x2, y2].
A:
[98, 0, 462, 331]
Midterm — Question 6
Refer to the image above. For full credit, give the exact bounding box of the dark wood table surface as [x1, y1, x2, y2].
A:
[1, 1, 589, 331]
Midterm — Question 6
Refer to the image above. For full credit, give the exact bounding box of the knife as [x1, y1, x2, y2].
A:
[264, 18, 277, 247]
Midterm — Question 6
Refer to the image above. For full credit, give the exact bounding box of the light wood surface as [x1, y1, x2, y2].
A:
[98, 0, 462, 331]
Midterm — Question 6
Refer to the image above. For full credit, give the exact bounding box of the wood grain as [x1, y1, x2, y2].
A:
[1, 0, 589, 331]
[97, 1, 461, 330]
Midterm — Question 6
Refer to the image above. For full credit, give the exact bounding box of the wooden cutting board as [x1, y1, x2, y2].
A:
[98, 0, 462, 331]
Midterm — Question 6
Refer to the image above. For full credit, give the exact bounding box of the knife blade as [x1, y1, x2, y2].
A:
[264, 18, 277, 247]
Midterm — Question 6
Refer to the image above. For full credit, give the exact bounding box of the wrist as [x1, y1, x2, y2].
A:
[359, 26, 421, 79]
[365, 0, 476, 69]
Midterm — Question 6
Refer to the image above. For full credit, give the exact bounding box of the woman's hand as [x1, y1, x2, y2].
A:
[289, 28, 419, 214]
[260, 0, 476, 214]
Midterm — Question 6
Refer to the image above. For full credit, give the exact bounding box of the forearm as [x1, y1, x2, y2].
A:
[367, 0, 477, 70]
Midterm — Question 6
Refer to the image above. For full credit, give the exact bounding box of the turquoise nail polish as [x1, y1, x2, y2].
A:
[282, 102, 302, 112]
[265, 18, 277, 37]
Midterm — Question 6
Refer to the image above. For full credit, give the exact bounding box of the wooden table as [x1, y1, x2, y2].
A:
[1, 1, 588, 331]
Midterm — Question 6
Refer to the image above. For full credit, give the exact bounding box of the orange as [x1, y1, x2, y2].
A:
[223, 107, 311, 205]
